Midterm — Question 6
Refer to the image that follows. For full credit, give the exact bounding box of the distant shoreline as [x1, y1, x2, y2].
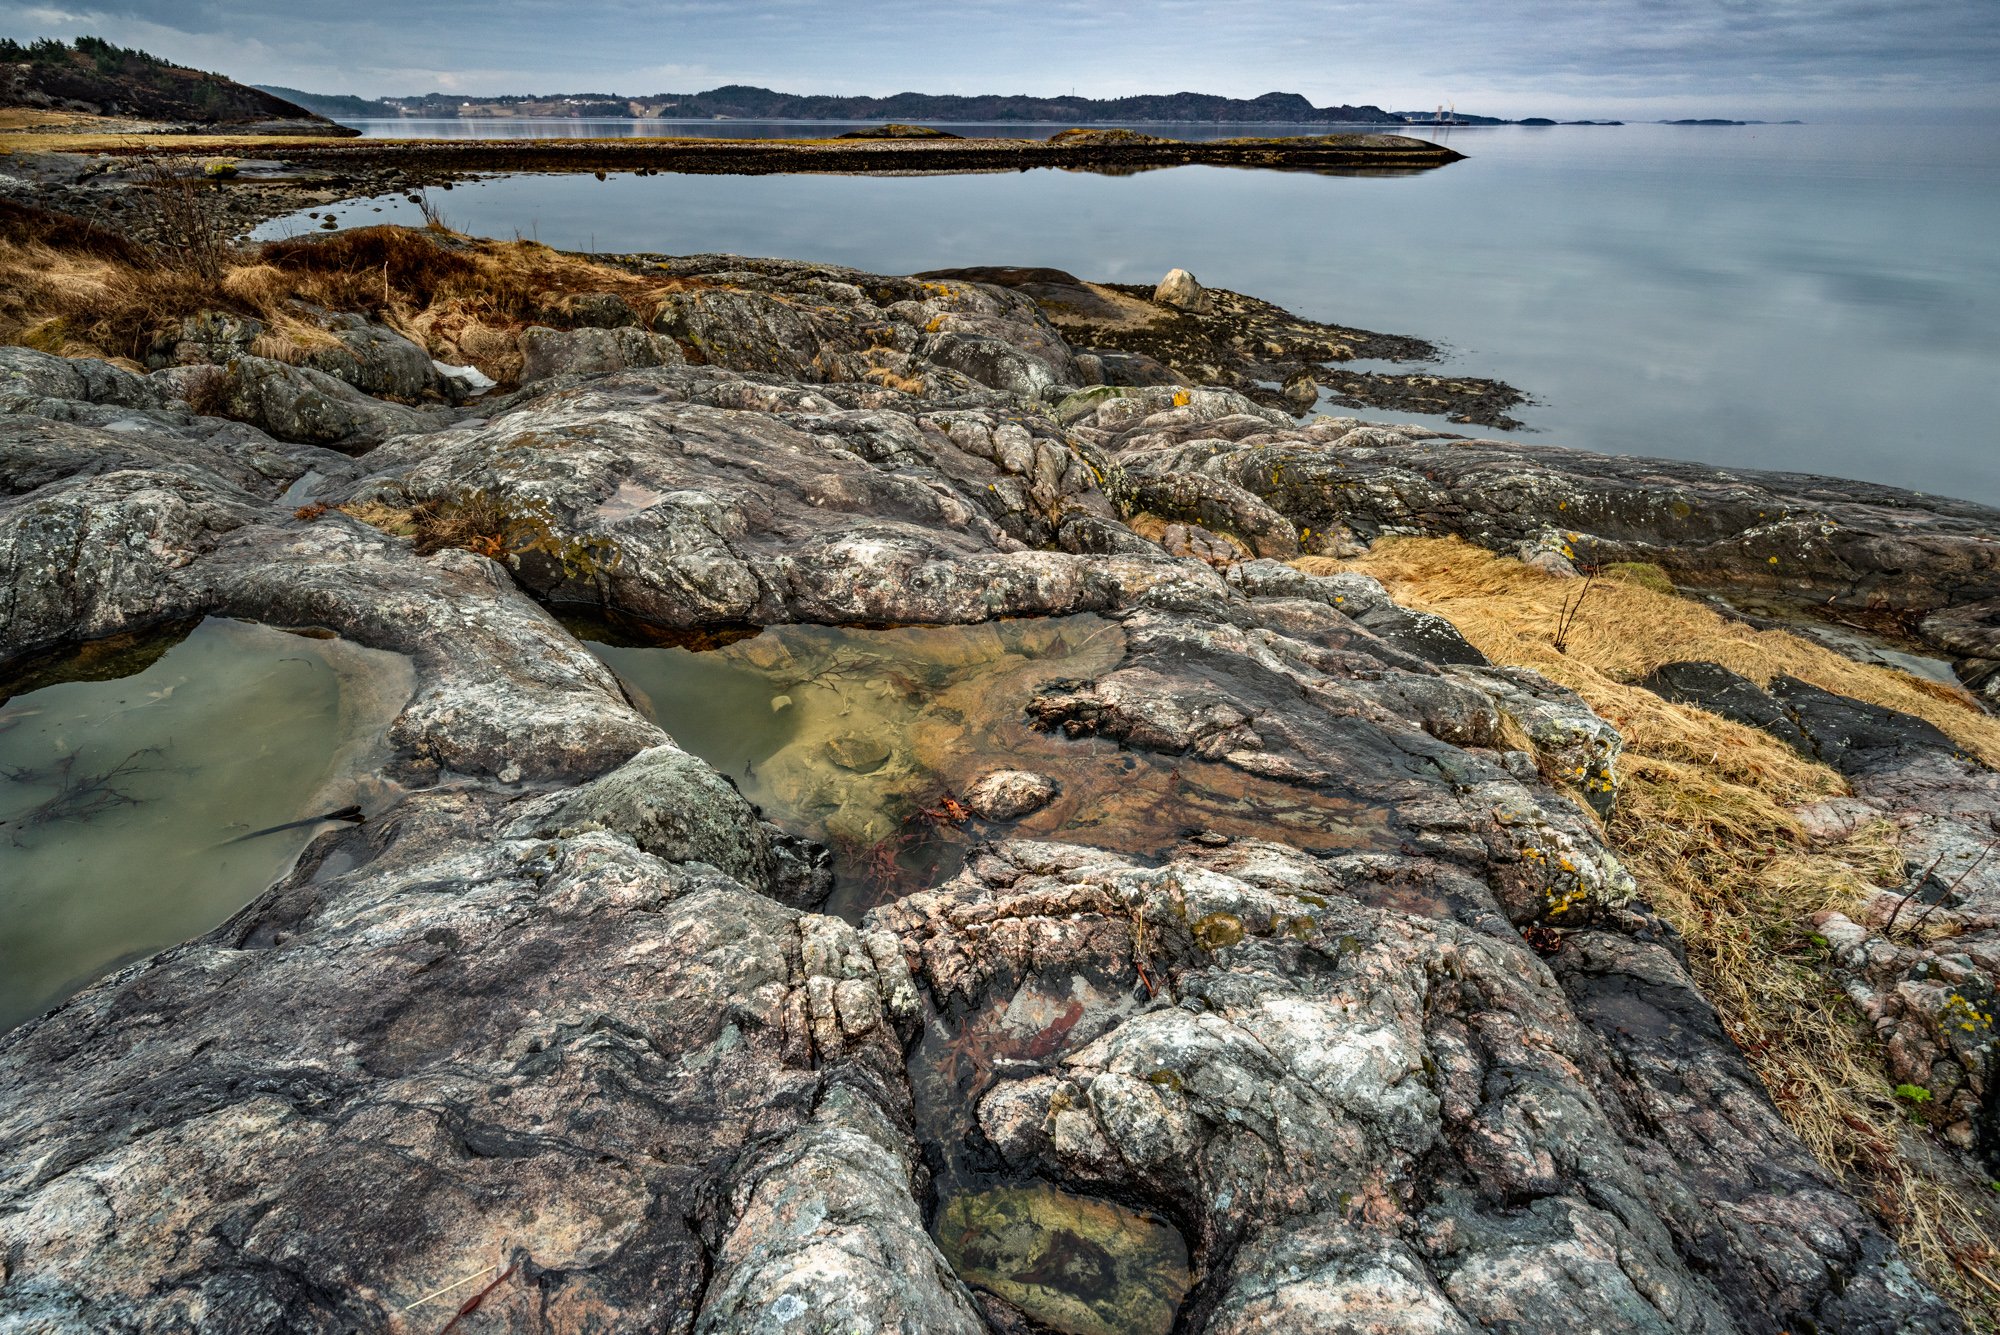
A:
[13, 129, 1470, 178]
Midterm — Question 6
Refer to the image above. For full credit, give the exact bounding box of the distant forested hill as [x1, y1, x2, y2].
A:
[368, 85, 1405, 124]
[0, 36, 338, 127]
[657, 86, 1403, 123]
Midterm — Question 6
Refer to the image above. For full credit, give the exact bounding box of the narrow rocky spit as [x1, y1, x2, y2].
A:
[2, 243, 1994, 1333]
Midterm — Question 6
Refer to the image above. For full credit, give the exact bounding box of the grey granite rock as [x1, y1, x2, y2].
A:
[0, 252, 1976, 1333]
[518, 324, 687, 384]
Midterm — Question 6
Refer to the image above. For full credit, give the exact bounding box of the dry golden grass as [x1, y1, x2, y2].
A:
[1300, 538, 2000, 765]
[1304, 537, 2000, 1321]
[0, 210, 699, 382]
[0, 120, 353, 153]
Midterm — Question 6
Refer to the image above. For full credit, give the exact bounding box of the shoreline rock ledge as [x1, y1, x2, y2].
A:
[0, 242, 1985, 1333]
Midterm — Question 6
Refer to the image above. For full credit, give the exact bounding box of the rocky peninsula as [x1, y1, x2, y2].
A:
[2, 199, 1998, 1335]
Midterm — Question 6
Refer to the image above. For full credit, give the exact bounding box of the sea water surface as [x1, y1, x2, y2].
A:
[269, 124, 2000, 504]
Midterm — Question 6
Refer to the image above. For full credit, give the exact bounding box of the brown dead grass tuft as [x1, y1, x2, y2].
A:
[0, 236, 246, 362]
[260, 225, 481, 316]
[341, 493, 529, 562]
[0, 214, 696, 384]
[0, 197, 150, 265]
[1305, 536, 2000, 1320]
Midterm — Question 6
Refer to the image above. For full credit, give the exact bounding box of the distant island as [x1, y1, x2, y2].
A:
[257, 84, 1413, 125]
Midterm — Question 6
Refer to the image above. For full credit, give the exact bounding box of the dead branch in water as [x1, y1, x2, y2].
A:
[1, 747, 163, 845]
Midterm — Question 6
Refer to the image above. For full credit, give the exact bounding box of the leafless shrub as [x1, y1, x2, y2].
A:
[132, 157, 231, 281]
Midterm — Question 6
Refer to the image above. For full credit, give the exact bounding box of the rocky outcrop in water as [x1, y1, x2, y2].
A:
[1060, 387, 2000, 693]
[924, 265, 1530, 428]
[0, 251, 1987, 1333]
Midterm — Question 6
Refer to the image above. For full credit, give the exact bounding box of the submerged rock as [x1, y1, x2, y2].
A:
[963, 768, 1061, 820]
[936, 1182, 1189, 1335]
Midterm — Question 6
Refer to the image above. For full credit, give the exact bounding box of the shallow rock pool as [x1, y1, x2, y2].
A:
[578, 613, 1393, 920]
[0, 618, 408, 1031]
[938, 1182, 1191, 1335]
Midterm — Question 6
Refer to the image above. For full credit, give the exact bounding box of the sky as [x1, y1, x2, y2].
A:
[2, 0, 1996, 120]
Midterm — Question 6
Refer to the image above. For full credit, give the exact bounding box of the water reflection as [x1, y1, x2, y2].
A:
[261, 125, 2000, 502]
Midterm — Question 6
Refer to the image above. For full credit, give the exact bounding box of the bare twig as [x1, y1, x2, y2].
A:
[437, 1262, 516, 1333]
[1903, 838, 1998, 940]
[401, 1263, 501, 1314]
[1552, 564, 1600, 655]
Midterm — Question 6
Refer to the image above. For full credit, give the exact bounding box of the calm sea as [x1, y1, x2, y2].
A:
[271, 122, 2000, 504]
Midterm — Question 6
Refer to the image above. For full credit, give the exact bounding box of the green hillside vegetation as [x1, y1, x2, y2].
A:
[0, 36, 332, 126]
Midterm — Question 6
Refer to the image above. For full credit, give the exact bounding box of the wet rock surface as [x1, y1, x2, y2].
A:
[0, 248, 1983, 1332]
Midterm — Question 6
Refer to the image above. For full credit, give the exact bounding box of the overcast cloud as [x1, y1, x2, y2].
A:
[2, 0, 1995, 119]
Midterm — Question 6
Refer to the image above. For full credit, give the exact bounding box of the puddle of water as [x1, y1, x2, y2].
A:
[937, 1182, 1191, 1335]
[578, 614, 1393, 919]
[0, 617, 411, 1032]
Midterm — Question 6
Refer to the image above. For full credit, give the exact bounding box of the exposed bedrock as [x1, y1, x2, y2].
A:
[879, 837, 1951, 1334]
[0, 255, 1984, 1331]
[1066, 391, 2000, 687]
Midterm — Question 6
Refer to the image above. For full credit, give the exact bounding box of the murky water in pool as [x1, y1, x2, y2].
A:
[938, 1182, 1191, 1335]
[0, 617, 410, 1032]
[580, 614, 1392, 922]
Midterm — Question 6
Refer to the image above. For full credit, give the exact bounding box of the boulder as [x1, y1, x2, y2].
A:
[517, 324, 687, 384]
[301, 311, 441, 401]
[156, 355, 433, 452]
[1153, 267, 1214, 314]
[1280, 366, 1319, 409]
[154, 308, 262, 368]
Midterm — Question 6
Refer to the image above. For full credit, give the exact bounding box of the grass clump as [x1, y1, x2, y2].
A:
[0, 205, 697, 381]
[1300, 537, 2000, 1319]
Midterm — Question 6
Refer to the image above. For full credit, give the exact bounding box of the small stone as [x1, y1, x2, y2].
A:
[1153, 268, 1214, 315]
[963, 769, 1060, 820]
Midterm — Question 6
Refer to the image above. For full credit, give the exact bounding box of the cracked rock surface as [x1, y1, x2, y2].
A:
[0, 254, 1981, 1332]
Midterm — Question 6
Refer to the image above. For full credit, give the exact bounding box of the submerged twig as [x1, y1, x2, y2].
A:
[221, 804, 366, 845]
[2, 747, 164, 845]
